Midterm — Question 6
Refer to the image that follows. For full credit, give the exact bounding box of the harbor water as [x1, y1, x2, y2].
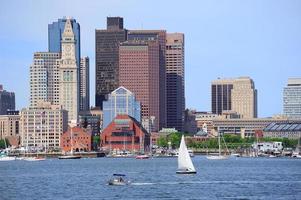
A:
[0, 156, 300, 200]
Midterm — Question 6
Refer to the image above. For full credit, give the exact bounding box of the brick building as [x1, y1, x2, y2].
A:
[60, 126, 92, 152]
[100, 114, 150, 153]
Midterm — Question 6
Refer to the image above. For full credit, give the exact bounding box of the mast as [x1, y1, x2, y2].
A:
[218, 131, 221, 156]
[70, 127, 73, 155]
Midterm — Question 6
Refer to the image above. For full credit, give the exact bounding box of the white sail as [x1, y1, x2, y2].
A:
[178, 135, 196, 172]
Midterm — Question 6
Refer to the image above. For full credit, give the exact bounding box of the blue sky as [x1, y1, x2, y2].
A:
[0, 0, 300, 117]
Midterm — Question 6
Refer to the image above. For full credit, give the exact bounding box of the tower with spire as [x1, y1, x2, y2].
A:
[59, 18, 79, 123]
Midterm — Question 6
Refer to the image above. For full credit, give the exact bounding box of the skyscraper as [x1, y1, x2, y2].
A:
[211, 79, 233, 115]
[80, 57, 90, 111]
[95, 17, 127, 109]
[103, 86, 141, 129]
[127, 30, 167, 130]
[29, 52, 61, 108]
[0, 85, 15, 115]
[166, 33, 185, 131]
[211, 77, 257, 118]
[48, 17, 80, 67]
[231, 77, 257, 118]
[283, 78, 301, 119]
[59, 19, 79, 123]
[119, 40, 160, 132]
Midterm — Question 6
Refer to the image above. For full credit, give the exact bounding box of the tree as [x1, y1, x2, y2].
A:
[157, 136, 168, 147]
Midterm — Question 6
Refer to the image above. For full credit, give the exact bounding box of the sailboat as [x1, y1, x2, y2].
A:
[58, 127, 81, 159]
[206, 131, 229, 160]
[176, 135, 197, 174]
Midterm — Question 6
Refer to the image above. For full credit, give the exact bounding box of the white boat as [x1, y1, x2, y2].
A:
[176, 135, 197, 174]
[108, 174, 130, 186]
[0, 155, 16, 161]
[135, 154, 149, 159]
[24, 156, 46, 161]
[206, 131, 229, 160]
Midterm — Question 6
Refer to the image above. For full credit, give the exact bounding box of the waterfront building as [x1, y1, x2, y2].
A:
[165, 33, 185, 132]
[195, 112, 218, 136]
[119, 40, 160, 132]
[60, 126, 92, 152]
[102, 87, 141, 129]
[283, 78, 301, 119]
[29, 52, 61, 108]
[0, 85, 15, 115]
[80, 57, 90, 111]
[0, 111, 20, 140]
[79, 108, 102, 136]
[100, 114, 150, 153]
[95, 17, 127, 109]
[263, 122, 301, 139]
[48, 17, 80, 67]
[20, 102, 68, 150]
[212, 116, 301, 138]
[211, 77, 257, 118]
[59, 18, 79, 123]
[127, 30, 167, 130]
[252, 142, 283, 152]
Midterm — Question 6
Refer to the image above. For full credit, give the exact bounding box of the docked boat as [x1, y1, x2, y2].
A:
[24, 156, 46, 161]
[176, 135, 197, 174]
[135, 154, 149, 159]
[0, 155, 16, 161]
[108, 174, 130, 186]
[206, 131, 229, 160]
[58, 155, 81, 159]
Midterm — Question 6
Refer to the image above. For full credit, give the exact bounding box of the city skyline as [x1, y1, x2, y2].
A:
[1, 0, 301, 117]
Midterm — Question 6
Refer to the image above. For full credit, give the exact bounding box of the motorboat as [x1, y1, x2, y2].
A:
[58, 155, 81, 159]
[108, 174, 130, 186]
[176, 135, 197, 174]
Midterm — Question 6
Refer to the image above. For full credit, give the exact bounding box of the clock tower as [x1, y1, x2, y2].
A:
[59, 18, 79, 123]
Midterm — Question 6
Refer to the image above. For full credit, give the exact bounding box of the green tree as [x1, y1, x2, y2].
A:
[157, 136, 168, 147]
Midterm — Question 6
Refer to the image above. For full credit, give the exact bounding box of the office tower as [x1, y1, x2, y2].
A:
[20, 102, 68, 150]
[166, 33, 185, 131]
[103, 86, 141, 129]
[211, 77, 257, 118]
[80, 57, 90, 111]
[95, 17, 127, 109]
[29, 52, 61, 108]
[283, 78, 301, 118]
[119, 40, 160, 132]
[211, 79, 233, 115]
[0, 85, 15, 115]
[59, 18, 79, 123]
[48, 17, 80, 67]
[127, 30, 167, 130]
[231, 77, 257, 118]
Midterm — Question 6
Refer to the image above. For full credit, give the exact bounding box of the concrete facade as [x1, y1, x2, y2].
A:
[283, 78, 301, 119]
[0, 85, 15, 115]
[80, 57, 90, 111]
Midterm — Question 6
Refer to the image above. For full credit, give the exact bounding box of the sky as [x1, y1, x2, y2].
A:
[0, 0, 300, 117]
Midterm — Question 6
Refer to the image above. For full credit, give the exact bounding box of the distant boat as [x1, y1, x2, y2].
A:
[206, 131, 229, 160]
[24, 156, 46, 161]
[176, 135, 197, 174]
[108, 174, 130, 186]
[0, 154, 16, 161]
[135, 155, 149, 159]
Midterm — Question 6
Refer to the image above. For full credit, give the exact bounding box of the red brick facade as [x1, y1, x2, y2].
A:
[101, 115, 150, 153]
[60, 127, 92, 152]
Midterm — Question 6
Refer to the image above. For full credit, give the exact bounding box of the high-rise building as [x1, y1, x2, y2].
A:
[80, 57, 90, 111]
[59, 19, 79, 123]
[211, 77, 257, 118]
[48, 17, 80, 67]
[119, 40, 160, 132]
[103, 86, 141, 129]
[95, 17, 127, 109]
[127, 30, 167, 130]
[211, 78, 233, 115]
[20, 102, 68, 150]
[283, 78, 301, 119]
[29, 52, 61, 108]
[166, 33, 185, 131]
[0, 85, 15, 115]
[231, 77, 257, 118]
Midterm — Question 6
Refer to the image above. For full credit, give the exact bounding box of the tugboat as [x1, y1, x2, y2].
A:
[108, 174, 130, 186]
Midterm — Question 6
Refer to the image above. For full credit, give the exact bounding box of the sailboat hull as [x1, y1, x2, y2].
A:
[176, 170, 197, 174]
[58, 155, 81, 159]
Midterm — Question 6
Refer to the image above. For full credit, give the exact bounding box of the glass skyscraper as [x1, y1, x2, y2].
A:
[103, 87, 141, 129]
[48, 17, 80, 67]
[283, 78, 301, 119]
